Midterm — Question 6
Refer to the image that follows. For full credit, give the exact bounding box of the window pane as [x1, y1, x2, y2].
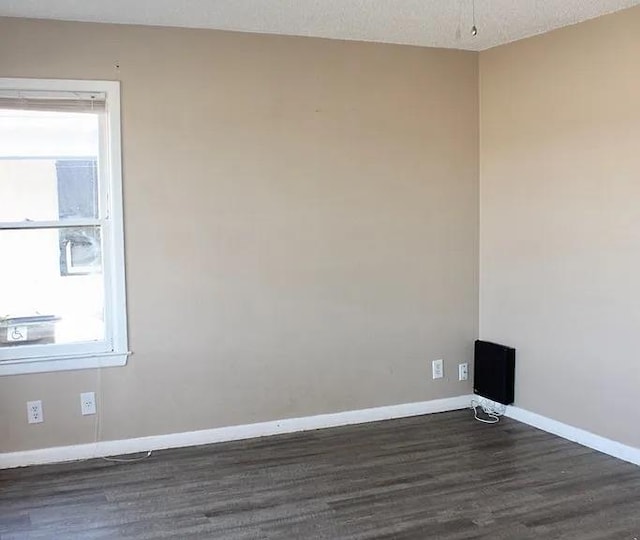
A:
[0, 109, 100, 222]
[0, 226, 105, 347]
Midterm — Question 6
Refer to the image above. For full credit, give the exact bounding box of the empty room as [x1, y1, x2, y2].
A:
[0, 0, 639, 538]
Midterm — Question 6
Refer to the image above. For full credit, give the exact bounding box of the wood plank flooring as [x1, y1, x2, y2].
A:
[1, 411, 639, 539]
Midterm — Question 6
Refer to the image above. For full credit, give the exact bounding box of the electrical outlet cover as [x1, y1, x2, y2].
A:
[80, 392, 97, 415]
[27, 400, 43, 424]
[432, 359, 444, 379]
[458, 362, 469, 381]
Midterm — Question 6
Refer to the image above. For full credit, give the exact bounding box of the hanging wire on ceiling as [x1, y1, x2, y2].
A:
[471, 0, 478, 36]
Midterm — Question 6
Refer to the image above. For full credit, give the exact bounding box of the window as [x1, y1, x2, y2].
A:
[0, 78, 128, 375]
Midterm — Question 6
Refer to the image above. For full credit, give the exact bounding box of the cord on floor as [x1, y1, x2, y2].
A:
[93, 367, 153, 464]
[470, 397, 505, 424]
[101, 451, 153, 463]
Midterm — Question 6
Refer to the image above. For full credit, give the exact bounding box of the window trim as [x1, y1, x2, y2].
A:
[0, 78, 129, 376]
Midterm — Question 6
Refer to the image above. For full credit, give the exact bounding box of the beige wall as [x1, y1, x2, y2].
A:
[480, 7, 640, 448]
[0, 18, 479, 452]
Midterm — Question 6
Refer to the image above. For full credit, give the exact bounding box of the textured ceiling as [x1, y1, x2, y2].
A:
[0, 0, 639, 51]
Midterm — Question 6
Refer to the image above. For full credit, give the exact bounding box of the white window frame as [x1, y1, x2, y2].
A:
[0, 78, 129, 375]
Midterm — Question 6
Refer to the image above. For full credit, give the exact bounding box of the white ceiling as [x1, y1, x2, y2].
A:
[0, 0, 639, 51]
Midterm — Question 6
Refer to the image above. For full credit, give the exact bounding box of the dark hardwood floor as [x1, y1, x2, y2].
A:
[1, 410, 639, 539]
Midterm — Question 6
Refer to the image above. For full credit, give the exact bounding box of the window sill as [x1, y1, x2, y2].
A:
[0, 351, 130, 376]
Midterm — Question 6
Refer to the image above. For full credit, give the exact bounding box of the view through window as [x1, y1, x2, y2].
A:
[0, 79, 127, 374]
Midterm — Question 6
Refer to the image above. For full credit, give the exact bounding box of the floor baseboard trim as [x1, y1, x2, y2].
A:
[0, 395, 471, 469]
[505, 405, 640, 467]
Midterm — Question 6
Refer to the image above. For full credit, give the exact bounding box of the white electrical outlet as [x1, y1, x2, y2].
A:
[458, 362, 469, 381]
[432, 359, 444, 379]
[80, 392, 97, 416]
[27, 400, 43, 424]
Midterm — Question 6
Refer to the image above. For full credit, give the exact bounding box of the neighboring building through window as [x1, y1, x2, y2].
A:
[0, 78, 128, 375]
[56, 159, 101, 276]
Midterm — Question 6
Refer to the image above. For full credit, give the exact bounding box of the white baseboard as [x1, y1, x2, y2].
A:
[0, 395, 471, 469]
[505, 405, 640, 467]
[5, 396, 637, 470]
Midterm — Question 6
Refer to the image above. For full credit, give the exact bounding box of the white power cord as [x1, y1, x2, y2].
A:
[101, 451, 152, 463]
[93, 366, 153, 464]
[470, 396, 506, 424]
